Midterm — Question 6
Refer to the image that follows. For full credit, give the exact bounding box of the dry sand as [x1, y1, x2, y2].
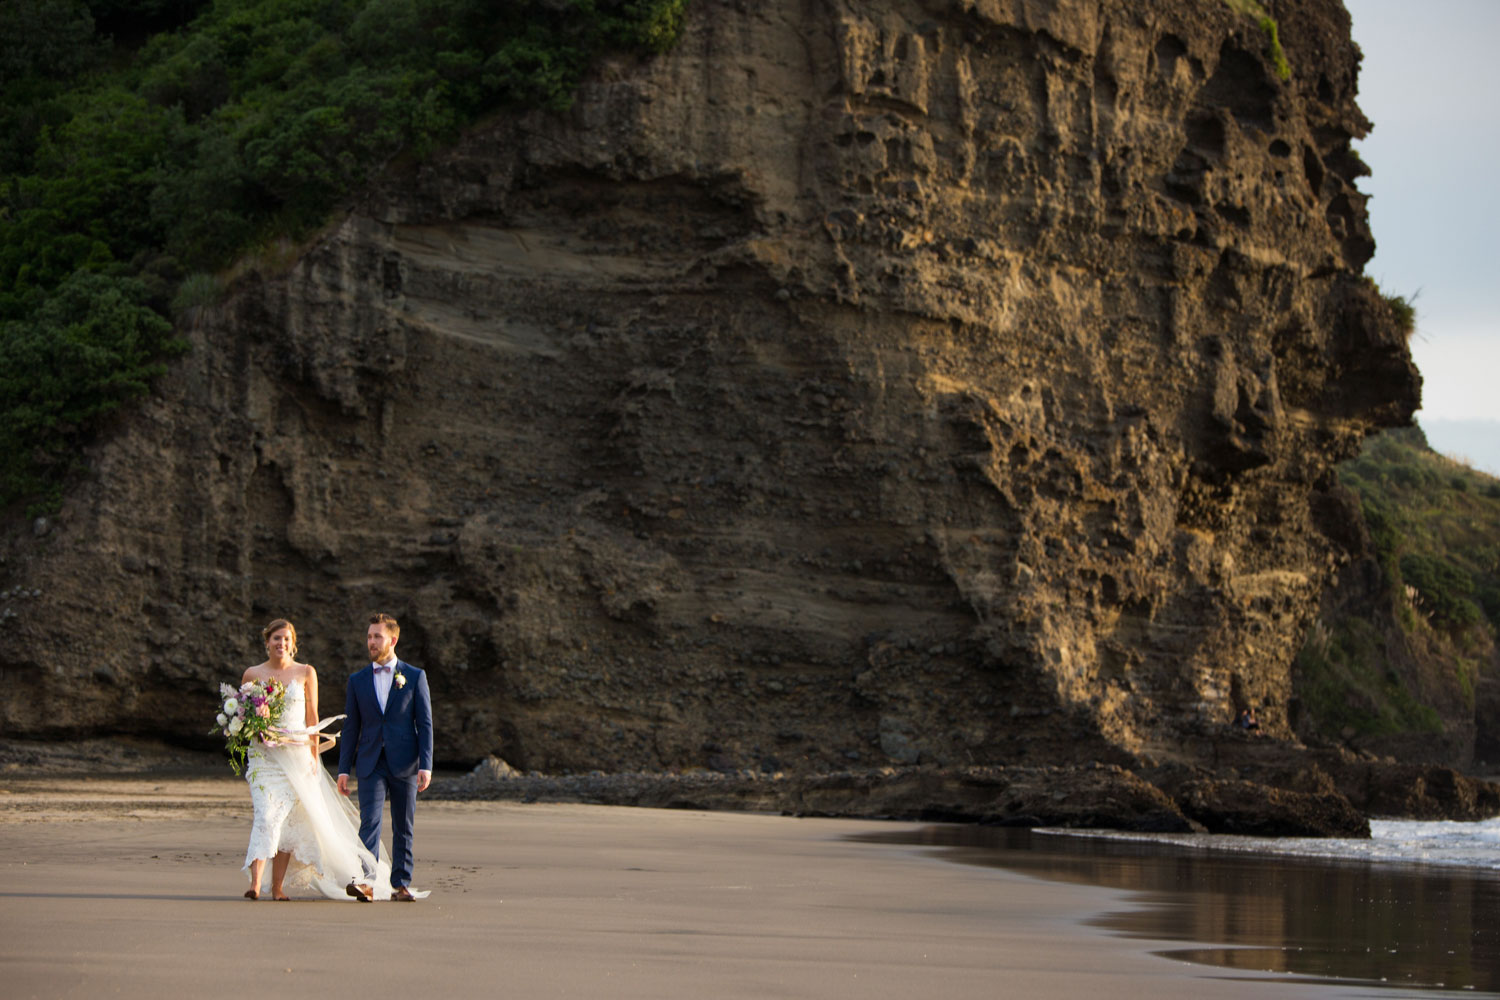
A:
[0, 776, 1394, 999]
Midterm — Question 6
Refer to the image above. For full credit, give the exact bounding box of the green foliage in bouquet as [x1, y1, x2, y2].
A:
[1, 0, 692, 510]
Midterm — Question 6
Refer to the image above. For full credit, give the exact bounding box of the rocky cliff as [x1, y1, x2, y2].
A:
[2, 0, 1423, 791]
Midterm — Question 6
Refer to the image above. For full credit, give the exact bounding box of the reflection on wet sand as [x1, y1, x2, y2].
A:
[855, 825, 1499, 994]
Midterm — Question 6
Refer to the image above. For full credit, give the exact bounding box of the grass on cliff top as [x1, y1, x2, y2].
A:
[0, 0, 690, 514]
[1296, 425, 1500, 739]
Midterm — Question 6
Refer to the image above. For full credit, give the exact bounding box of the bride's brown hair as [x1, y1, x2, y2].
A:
[262, 618, 298, 654]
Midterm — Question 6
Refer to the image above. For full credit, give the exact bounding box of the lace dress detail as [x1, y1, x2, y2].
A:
[244, 681, 319, 870]
[242, 679, 392, 898]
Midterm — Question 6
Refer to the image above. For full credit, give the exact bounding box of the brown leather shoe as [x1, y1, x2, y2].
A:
[346, 881, 374, 902]
[390, 886, 416, 901]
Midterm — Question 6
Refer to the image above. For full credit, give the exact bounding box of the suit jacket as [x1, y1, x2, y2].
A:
[338, 659, 434, 779]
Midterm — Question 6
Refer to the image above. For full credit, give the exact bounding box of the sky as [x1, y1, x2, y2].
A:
[1344, 0, 1500, 472]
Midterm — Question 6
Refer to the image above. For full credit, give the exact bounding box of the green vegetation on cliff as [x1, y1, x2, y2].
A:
[1296, 426, 1500, 745]
[1343, 427, 1500, 638]
[1219, 0, 1290, 81]
[1, 0, 689, 511]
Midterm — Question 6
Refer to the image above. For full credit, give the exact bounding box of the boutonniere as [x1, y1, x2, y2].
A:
[394, 670, 406, 689]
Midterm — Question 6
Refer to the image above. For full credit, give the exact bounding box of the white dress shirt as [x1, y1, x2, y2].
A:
[373, 656, 398, 712]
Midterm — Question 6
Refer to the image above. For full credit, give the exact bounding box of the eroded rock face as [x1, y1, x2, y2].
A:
[1, 0, 1417, 778]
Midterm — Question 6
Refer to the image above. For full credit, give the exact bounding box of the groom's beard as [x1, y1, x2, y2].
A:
[368, 641, 394, 662]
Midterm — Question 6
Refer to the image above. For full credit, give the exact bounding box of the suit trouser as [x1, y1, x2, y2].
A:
[357, 749, 418, 888]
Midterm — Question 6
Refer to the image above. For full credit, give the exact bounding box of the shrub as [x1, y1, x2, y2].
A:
[1294, 617, 1443, 738]
[1399, 552, 1482, 628]
[0, 271, 185, 507]
[170, 272, 223, 317]
[1256, 16, 1290, 81]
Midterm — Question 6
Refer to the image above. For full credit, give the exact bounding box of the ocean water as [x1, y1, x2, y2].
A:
[861, 819, 1500, 994]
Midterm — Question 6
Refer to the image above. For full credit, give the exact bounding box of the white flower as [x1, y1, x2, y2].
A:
[223, 697, 239, 716]
[216, 713, 228, 727]
[394, 672, 406, 688]
[219, 683, 235, 697]
[227, 716, 244, 734]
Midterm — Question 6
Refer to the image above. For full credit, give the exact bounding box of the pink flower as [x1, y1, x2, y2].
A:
[257, 704, 270, 718]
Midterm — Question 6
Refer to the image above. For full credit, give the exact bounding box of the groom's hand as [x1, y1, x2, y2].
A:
[417, 770, 431, 792]
[337, 773, 350, 796]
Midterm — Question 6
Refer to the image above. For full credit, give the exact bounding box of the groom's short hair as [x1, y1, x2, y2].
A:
[368, 612, 400, 639]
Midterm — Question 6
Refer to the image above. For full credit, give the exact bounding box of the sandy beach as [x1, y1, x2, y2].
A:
[0, 776, 1424, 999]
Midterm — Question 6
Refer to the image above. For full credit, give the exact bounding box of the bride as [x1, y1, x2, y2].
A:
[239, 618, 394, 900]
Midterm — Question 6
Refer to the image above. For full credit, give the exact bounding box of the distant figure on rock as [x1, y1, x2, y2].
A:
[1235, 707, 1261, 733]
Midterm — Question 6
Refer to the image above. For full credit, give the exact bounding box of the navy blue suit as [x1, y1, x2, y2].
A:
[338, 660, 433, 888]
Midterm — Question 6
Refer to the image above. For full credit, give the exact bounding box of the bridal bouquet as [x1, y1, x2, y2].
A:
[210, 678, 287, 776]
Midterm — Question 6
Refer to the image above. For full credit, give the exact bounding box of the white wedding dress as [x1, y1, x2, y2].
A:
[242, 679, 395, 899]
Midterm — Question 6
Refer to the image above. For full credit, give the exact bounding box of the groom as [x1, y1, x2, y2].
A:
[337, 612, 433, 901]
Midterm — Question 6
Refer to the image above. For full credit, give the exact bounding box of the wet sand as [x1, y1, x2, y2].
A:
[0, 777, 1415, 999]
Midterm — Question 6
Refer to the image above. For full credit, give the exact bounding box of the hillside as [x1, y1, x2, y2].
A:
[1296, 425, 1500, 767]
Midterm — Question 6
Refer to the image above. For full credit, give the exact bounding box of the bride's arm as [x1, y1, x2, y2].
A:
[305, 666, 320, 762]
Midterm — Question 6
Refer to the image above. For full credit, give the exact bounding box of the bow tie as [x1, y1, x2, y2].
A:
[374, 664, 393, 673]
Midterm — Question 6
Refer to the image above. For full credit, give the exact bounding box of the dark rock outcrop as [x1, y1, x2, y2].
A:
[442, 757, 1200, 832]
[1173, 778, 1368, 837]
[444, 754, 1387, 835]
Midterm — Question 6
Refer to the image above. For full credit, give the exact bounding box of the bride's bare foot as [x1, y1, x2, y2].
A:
[274, 893, 291, 901]
[244, 889, 259, 900]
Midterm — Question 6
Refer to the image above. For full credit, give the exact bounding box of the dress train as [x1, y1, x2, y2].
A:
[243, 680, 402, 899]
